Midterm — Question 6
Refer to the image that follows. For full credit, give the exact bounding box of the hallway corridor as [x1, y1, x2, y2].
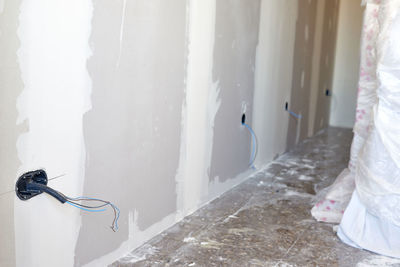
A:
[112, 128, 400, 266]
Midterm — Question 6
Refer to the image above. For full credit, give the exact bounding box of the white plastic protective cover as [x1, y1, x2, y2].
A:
[337, 2, 400, 258]
[311, 0, 380, 223]
[355, 0, 400, 227]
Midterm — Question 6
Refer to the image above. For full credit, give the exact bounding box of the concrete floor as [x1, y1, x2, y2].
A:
[112, 128, 400, 267]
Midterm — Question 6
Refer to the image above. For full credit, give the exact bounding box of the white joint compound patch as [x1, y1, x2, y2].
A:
[0, 0, 4, 14]
[305, 24, 309, 41]
[301, 70, 306, 88]
[175, 0, 217, 217]
[15, 0, 93, 266]
[241, 101, 248, 114]
[116, 0, 127, 68]
[295, 114, 302, 144]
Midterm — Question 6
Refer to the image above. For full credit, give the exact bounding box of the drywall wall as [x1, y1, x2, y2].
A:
[253, 0, 298, 165]
[254, 0, 340, 162]
[329, 0, 364, 128]
[314, 0, 341, 132]
[308, 0, 326, 136]
[75, 0, 187, 265]
[286, 0, 318, 149]
[209, 0, 260, 183]
[78, 1, 262, 265]
[0, 1, 343, 266]
[0, 1, 23, 266]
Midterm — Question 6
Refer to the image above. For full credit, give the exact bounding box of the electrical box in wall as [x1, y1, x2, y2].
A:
[15, 169, 48, 201]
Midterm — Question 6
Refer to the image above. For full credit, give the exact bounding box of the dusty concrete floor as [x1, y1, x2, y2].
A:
[112, 128, 400, 267]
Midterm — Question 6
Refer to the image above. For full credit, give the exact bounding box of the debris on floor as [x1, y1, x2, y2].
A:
[112, 128, 395, 267]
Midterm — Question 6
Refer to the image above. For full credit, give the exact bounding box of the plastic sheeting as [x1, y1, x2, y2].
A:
[339, 0, 400, 258]
[355, 0, 400, 227]
[338, 191, 400, 258]
[311, 0, 380, 223]
[310, 0, 400, 258]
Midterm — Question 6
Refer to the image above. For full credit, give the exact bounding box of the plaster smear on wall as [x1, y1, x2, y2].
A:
[0, 1, 4, 14]
[176, 0, 218, 218]
[116, 0, 127, 68]
[15, 0, 93, 266]
[0, 0, 24, 265]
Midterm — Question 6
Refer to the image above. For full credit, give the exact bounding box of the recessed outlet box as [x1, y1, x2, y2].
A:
[325, 89, 332, 96]
[15, 169, 48, 201]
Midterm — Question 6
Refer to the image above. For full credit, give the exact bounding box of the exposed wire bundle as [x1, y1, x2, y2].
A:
[62, 194, 120, 232]
[24, 182, 120, 232]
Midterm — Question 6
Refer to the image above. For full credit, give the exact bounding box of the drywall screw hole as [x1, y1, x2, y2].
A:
[285, 102, 289, 110]
[242, 114, 246, 124]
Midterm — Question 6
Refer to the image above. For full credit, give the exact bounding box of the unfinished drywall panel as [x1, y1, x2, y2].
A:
[15, 0, 93, 267]
[330, 0, 364, 128]
[314, 0, 340, 132]
[0, 1, 23, 266]
[253, 0, 298, 165]
[286, 0, 318, 150]
[75, 0, 187, 265]
[308, 0, 326, 137]
[209, 0, 261, 183]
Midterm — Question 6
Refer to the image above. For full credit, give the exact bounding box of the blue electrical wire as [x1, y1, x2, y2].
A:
[243, 122, 257, 169]
[287, 109, 302, 119]
[66, 201, 107, 212]
[21, 172, 120, 232]
[110, 203, 120, 231]
[67, 196, 120, 231]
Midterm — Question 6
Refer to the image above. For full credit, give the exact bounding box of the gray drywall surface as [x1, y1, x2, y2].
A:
[330, 0, 364, 128]
[314, 0, 340, 132]
[0, 1, 24, 266]
[252, 0, 298, 166]
[74, 0, 187, 265]
[286, 0, 318, 150]
[209, 0, 261, 183]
